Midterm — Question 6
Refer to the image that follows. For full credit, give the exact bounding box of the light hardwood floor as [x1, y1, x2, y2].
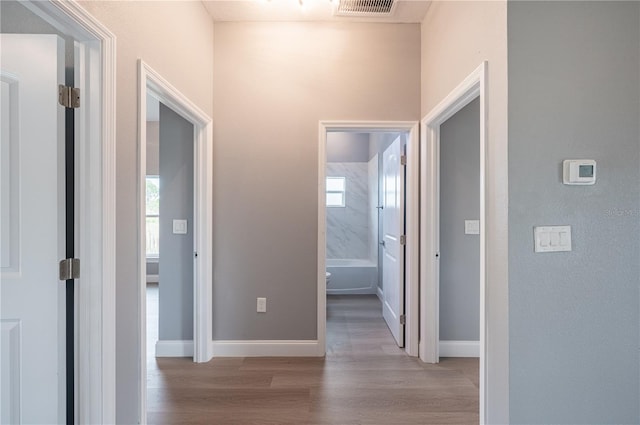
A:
[146, 292, 479, 424]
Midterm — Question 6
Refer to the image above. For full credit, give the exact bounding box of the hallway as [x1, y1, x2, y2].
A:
[147, 294, 479, 424]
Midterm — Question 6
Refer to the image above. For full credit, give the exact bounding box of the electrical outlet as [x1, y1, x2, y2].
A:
[257, 297, 267, 313]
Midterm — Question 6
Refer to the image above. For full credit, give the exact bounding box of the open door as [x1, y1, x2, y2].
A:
[381, 135, 405, 347]
[1, 34, 69, 424]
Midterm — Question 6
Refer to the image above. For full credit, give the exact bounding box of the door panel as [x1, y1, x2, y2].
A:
[0, 34, 66, 424]
[382, 136, 405, 347]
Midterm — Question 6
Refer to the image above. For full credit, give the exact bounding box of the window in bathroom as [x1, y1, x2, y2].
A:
[326, 176, 346, 207]
[146, 175, 160, 258]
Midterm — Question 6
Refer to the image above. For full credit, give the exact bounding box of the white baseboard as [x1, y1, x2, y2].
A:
[155, 340, 193, 357]
[376, 286, 384, 301]
[210, 340, 322, 357]
[439, 340, 479, 358]
[146, 274, 159, 284]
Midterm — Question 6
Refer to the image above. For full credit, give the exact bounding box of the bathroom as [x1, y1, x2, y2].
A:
[325, 131, 402, 301]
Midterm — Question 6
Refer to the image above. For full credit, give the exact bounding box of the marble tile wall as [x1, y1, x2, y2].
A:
[326, 163, 370, 259]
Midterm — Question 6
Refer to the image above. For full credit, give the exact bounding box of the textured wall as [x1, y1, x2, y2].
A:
[326, 132, 370, 163]
[439, 98, 480, 342]
[76, 2, 214, 422]
[508, 2, 640, 423]
[212, 22, 420, 340]
[158, 104, 194, 341]
[421, 2, 508, 421]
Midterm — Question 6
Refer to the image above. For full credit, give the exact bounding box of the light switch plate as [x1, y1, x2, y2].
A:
[257, 297, 267, 313]
[465, 220, 480, 235]
[173, 219, 187, 234]
[534, 225, 572, 253]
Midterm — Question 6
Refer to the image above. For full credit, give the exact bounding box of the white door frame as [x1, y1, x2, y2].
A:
[317, 121, 419, 357]
[17, 1, 117, 423]
[420, 62, 487, 421]
[137, 60, 213, 421]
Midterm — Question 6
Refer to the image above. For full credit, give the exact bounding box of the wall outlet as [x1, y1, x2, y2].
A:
[257, 297, 267, 313]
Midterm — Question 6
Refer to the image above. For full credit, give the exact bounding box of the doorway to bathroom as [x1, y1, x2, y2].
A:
[318, 122, 419, 357]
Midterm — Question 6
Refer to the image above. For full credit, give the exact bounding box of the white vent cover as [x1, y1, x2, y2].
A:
[335, 0, 397, 17]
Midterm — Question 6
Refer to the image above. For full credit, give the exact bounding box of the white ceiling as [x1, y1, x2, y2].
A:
[202, 0, 432, 23]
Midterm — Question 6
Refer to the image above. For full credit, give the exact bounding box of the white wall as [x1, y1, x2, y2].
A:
[76, 2, 214, 423]
[421, 2, 508, 422]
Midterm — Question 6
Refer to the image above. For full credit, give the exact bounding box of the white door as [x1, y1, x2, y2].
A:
[381, 136, 405, 347]
[1, 34, 66, 424]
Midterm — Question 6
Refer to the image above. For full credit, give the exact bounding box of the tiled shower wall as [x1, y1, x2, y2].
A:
[326, 162, 369, 259]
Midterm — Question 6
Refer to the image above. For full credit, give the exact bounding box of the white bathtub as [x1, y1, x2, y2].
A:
[326, 259, 378, 295]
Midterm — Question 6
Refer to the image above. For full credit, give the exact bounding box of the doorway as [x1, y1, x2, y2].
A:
[137, 60, 213, 423]
[144, 94, 195, 361]
[318, 122, 419, 357]
[420, 62, 488, 421]
[0, 1, 115, 423]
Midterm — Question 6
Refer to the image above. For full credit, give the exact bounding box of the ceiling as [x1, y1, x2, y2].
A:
[202, 0, 432, 23]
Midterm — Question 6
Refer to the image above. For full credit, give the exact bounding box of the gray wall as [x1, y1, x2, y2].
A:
[146, 121, 159, 175]
[212, 22, 420, 341]
[438, 98, 480, 342]
[421, 3, 509, 420]
[326, 132, 370, 162]
[508, 2, 640, 423]
[158, 103, 194, 341]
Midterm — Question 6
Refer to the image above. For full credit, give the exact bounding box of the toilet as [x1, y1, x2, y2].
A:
[325, 272, 331, 286]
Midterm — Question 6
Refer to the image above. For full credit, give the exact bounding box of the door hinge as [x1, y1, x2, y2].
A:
[59, 258, 80, 280]
[400, 155, 407, 166]
[400, 235, 406, 245]
[400, 314, 406, 325]
[58, 85, 80, 108]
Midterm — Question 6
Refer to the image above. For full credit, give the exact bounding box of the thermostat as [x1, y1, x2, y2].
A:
[563, 159, 596, 185]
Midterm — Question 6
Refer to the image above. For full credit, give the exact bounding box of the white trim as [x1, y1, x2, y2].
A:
[439, 341, 480, 358]
[18, 2, 117, 423]
[155, 341, 194, 358]
[376, 286, 384, 302]
[138, 60, 214, 423]
[318, 121, 419, 358]
[420, 62, 488, 423]
[146, 275, 159, 284]
[210, 340, 321, 357]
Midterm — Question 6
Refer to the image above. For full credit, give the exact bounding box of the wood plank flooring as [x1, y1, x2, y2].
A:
[146, 293, 478, 424]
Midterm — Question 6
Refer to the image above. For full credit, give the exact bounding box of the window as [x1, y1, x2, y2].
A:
[146, 176, 160, 258]
[326, 177, 346, 207]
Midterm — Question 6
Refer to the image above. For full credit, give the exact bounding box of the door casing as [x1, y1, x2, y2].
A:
[317, 121, 419, 357]
[420, 61, 488, 422]
[137, 60, 214, 424]
[16, 1, 117, 423]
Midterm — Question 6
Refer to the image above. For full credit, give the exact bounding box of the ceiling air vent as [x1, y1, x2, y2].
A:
[335, 0, 397, 17]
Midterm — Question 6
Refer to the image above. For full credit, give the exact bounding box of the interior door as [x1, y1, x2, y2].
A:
[1, 34, 66, 424]
[381, 136, 405, 347]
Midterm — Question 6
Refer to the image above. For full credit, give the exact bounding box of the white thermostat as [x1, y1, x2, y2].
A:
[563, 159, 596, 185]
